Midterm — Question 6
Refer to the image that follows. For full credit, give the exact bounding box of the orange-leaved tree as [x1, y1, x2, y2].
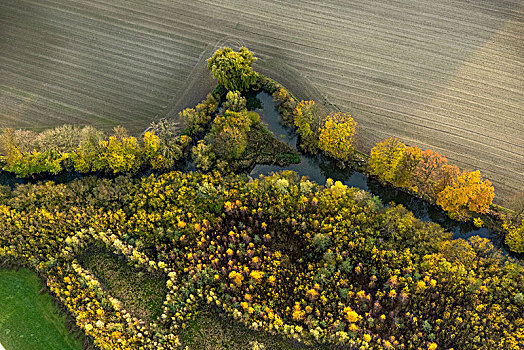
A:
[318, 112, 357, 162]
[411, 149, 451, 196]
[436, 170, 495, 220]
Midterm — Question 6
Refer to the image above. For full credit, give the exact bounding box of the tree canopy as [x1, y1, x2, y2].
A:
[207, 46, 258, 92]
[436, 170, 495, 220]
[318, 112, 357, 162]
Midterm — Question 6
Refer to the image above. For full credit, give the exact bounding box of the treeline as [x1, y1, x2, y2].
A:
[0, 123, 191, 177]
[0, 171, 522, 349]
[270, 87, 495, 224]
[1, 45, 521, 253]
[258, 57, 522, 253]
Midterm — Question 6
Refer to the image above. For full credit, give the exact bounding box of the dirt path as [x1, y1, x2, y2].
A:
[0, 0, 522, 201]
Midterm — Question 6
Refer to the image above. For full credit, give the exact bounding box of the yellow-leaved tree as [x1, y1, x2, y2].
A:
[318, 112, 357, 162]
[99, 135, 143, 174]
[436, 170, 495, 221]
[369, 138, 421, 187]
[504, 218, 524, 253]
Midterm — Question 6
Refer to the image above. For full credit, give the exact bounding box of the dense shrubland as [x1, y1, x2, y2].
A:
[0, 171, 522, 349]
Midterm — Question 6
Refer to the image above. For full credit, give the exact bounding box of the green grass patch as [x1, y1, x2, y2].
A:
[0, 268, 83, 350]
[80, 248, 167, 322]
[180, 307, 339, 350]
[180, 306, 348, 350]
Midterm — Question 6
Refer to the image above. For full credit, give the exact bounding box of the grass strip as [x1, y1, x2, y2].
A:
[0, 268, 82, 350]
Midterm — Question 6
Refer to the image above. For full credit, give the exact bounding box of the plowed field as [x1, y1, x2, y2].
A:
[0, 0, 522, 200]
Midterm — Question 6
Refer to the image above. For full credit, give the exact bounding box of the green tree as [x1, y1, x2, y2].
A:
[207, 47, 258, 92]
[209, 110, 257, 160]
[179, 93, 217, 135]
[293, 100, 326, 154]
[4, 147, 67, 177]
[192, 140, 216, 171]
[223, 90, 247, 112]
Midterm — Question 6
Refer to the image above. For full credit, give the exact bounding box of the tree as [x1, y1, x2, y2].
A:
[411, 149, 450, 196]
[70, 130, 106, 173]
[369, 138, 421, 187]
[433, 163, 460, 196]
[192, 140, 216, 171]
[208, 110, 257, 160]
[370, 138, 406, 182]
[4, 147, 66, 177]
[293, 100, 325, 154]
[179, 94, 217, 135]
[34, 125, 104, 153]
[504, 218, 524, 253]
[392, 145, 421, 187]
[222, 90, 247, 112]
[179, 107, 209, 135]
[436, 170, 495, 220]
[99, 135, 144, 174]
[318, 112, 357, 162]
[207, 46, 258, 92]
[0, 128, 38, 155]
[147, 119, 188, 170]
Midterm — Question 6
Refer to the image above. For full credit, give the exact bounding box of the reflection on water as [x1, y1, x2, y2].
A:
[249, 91, 508, 254]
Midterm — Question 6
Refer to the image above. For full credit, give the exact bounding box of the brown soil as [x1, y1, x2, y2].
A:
[0, 0, 522, 202]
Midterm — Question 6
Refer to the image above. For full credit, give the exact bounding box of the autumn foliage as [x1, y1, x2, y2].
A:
[318, 112, 357, 162]
[371, 138, 495, 221]
[504, 218, 524, 253]
[293, 100, 325, 154]
[435, 170, 495, 220]
[0, 171, 521, 349]
[369, 138, 421, 187]
[207, 46, 258, 92]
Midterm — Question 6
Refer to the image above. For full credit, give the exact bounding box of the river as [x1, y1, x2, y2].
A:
[0, 91, 512, 257]
[249, 91, 510, 255]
